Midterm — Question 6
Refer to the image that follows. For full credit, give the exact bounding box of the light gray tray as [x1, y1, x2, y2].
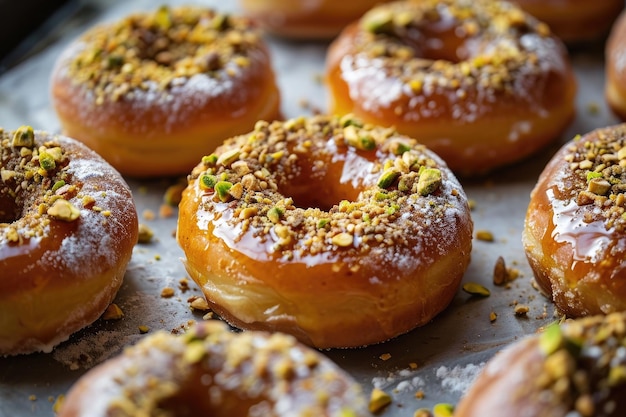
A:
[0, 1, 620, 416]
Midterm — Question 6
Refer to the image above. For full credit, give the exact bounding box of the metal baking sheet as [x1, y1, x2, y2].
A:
[0, 0, 620, 415]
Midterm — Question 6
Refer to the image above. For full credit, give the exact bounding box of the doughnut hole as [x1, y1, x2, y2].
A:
[0, 193, 19, 223]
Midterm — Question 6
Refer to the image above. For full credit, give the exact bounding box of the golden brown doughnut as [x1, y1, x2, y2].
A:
[50, 6, 281, 178]
[238, 0, 390, 39]
[176, 114, 473, 349]
[523, 125, 626, 317]
[57, 320, 369, 417]
[513, 0, 623, 44]
[0, 126, 138, 356]
[455, 312, 626, 417]
[606, 10, 626, 121]
[326, 0, 577, 176]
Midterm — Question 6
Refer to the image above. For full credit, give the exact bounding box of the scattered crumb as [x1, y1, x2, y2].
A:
[189, 296, 210, 311]
[489, 311, 497, 322]
[101, 303, 124, 320]
[414, 409, 432, 417]
[379, 353, 392, 361]
[369, 388, 392, 414]
[202, 312, 215, 320]
[52, 395, 65, 413]
[475, 230, 494, 242]
[493, 255, 521, 286]
[28, 394, 36, 401]
[409, 362, 419, 370]
[138, 325, 150, 334]
[178, 278, 190, 292]
[163, 181, 186, 206]
[467, 199, 476, 210]
[137, 223, 154, 243]
[161, 287, 175, 298]
[159, 204, 175, 218]
[514, 304, 530, 316]
[587, 101, 600, 115]
[154, 254, 161, 261]
[415, 390, 425, 400]
[142, 209, 156, 221]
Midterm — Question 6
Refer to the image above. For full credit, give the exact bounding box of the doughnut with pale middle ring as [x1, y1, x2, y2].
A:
[176, 114, 473, 349]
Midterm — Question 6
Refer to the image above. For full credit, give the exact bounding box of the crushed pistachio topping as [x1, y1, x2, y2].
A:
[352, 0, 552, 99]
[532, 312, 626, 416]
[66, 6, 263, 104]
[188, 115, 466, 261]
[564, 126, 626, 232]
[0, 126, 89, 244]
[105, 321, 368, 416]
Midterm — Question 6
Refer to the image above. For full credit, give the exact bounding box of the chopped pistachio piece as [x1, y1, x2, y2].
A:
[344, 125, 375, 150]
[608, 365, 626, 386]
[432, 403, 454, 417]
[363, 9, 394, 34]
[214, 181, 233, 202]
[47, 199, 80, 221]
[339, 114, 363, 128]
[267, 206, 284, 223]
[202, 154, 218, 166]
[216, 149, 240, 167]
[154, 5, 172, 30]
[462, 282, 490, 297]
[199, 174, 218, 190]
[378, 168, 400, 189]
[539, 322, 563, 355]
[587, 177, 611, 195]
[332, 232, 353, 247]
[417, 168, 442, 195]
[11, 125, 34, 148]
[51, 180, 66, 192]
[39, 151, 56, 171]
[101, 303, 124, 320]
[368, 388, 392, 413]
[137, 223, 154, 243]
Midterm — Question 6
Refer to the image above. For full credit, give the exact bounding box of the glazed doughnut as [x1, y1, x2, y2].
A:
[326, 0, 577, 176]
[50, 5, 281, 178]
[523, 125, 626, 317]
[176, 115, 473, 348]
[513, 0, 623, 44]
[606, 11, 626, 122]
[0, 126, 138, 356]
[455, 312, 626, 417]
[238, 0, 390, 39]
[57, 320, 369, 417]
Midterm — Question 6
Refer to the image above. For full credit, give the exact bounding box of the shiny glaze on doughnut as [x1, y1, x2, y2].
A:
[177, 115, 473, 348]
[0, 128, 138, 355]
[239, 0, 391, 39]
[58, 321, 370, 417]
[51, 6, 281, 177]
[513, 0, 623, 43]
[326, 0, 576, 175]
[523, 125, 626, 317]
[606, 10, 626, 122]
[455, 312, 626, 417]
